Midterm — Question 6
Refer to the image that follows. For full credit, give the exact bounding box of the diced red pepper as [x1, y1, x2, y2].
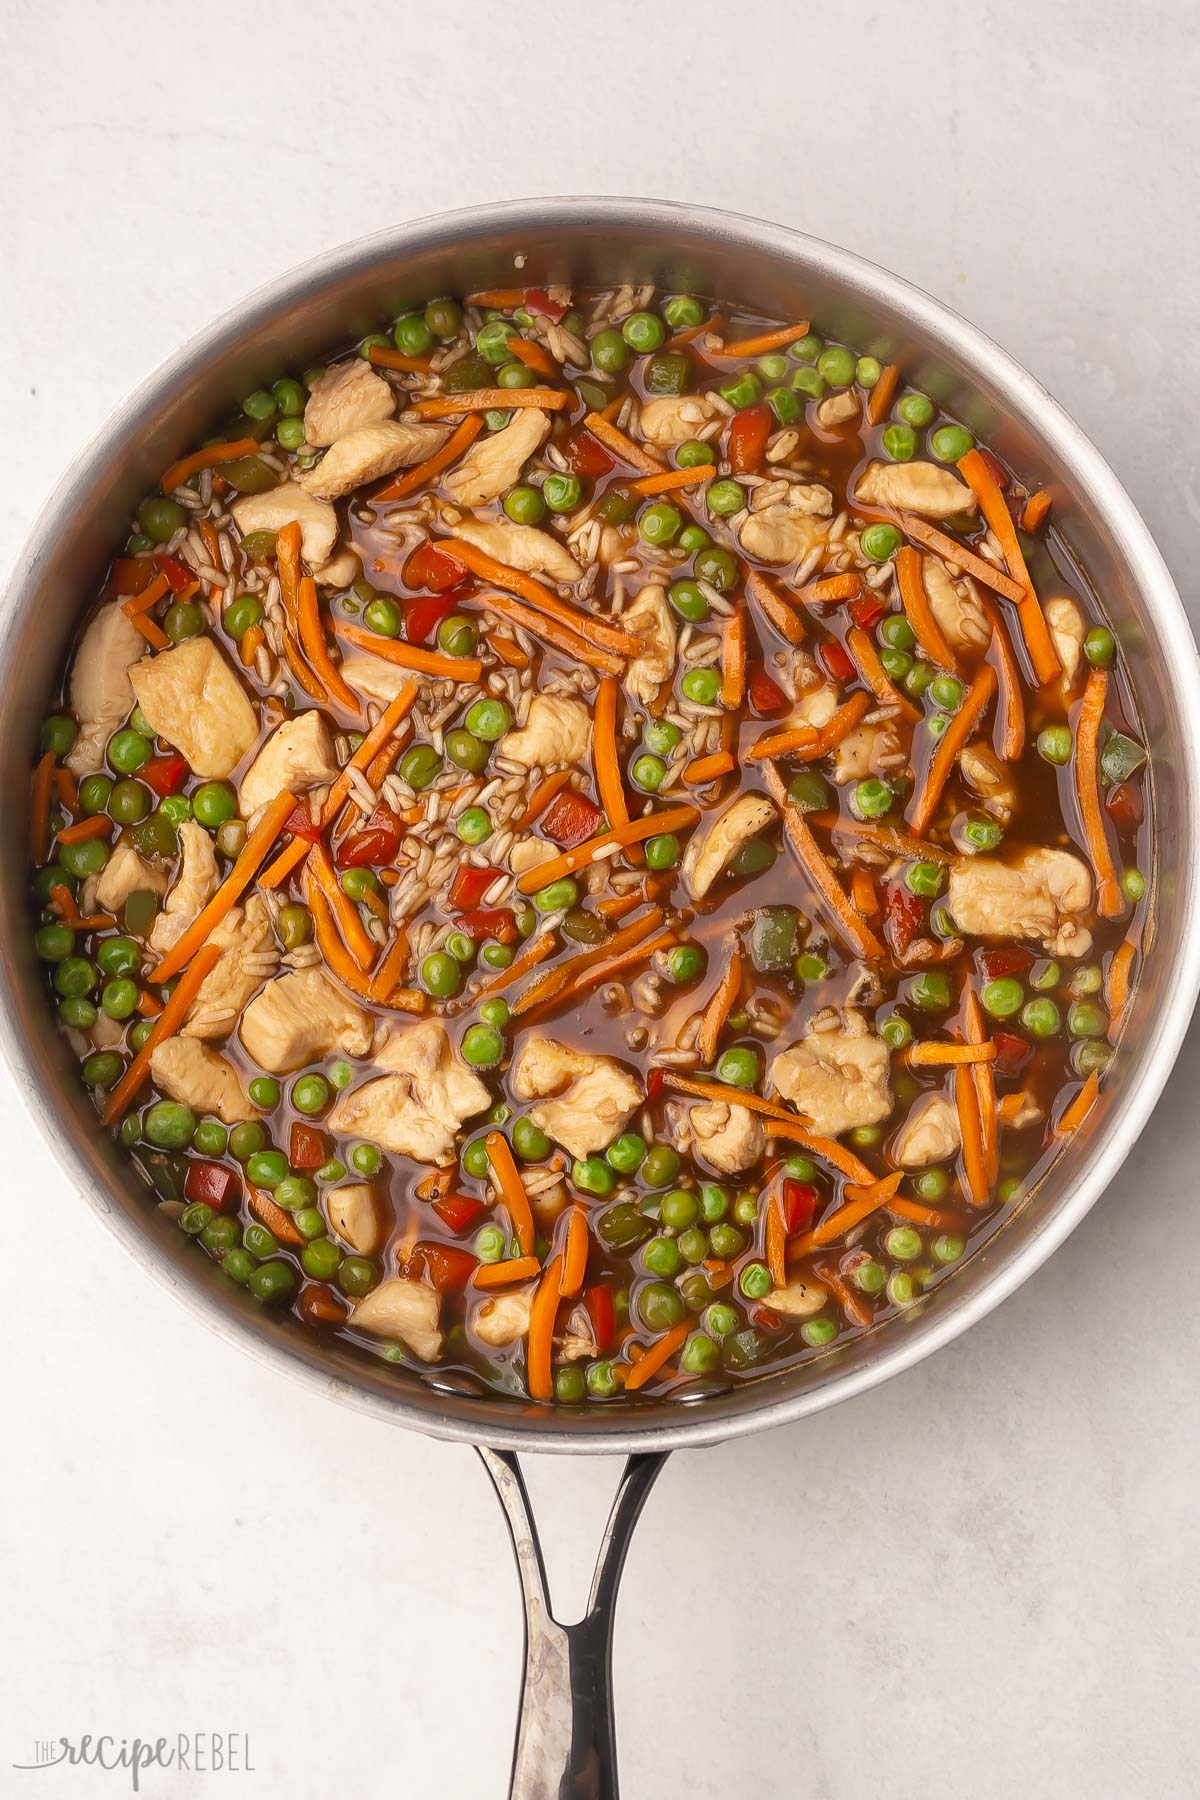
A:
[105, 556, 158, 601]
[991, 1031, 1032, 1077]
[781, 1179, 817, 1235]
[153, 552, 194, 592]
[448, 865, 498, 911]
[728, 403, 772, 475]
[408, 1240, 478, 1293]
[583, 1283, 616, 1354]
[750, 1305, 786, 1332]
[646, 1068, 666, 1104]
[882, 880, 926, 957]
[560, 429, 615, 479]
[977, 946, 1035, 980]
[433, 1192, 487, 1235]
[284, 800, 323, 843]
[1106, 780, 1143, 833]
[404, 543, 468, 594]
[849, 594, 886, 631]
[297, 1281, 348, 1327]
[454, 907, 517, 944]
[405, 591, 461, 645]
[140, 754, 189, 798]
[523, 287, 569, 323]
[184, 1161, 241, 1212]
[542, 789, 604, 849]
[747, 665, 789, 717]
[335, 804, 403, 869]
[289, 1122, 329, 1170]
[819, 641, 854, 684]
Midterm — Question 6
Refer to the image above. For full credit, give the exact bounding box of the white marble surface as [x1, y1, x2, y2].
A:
[2, 2, 1199, 1795]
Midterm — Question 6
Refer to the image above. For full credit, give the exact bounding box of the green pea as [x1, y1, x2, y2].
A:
[425, 297, 463, 340]
[349, 1142, 383, 1179]
[190, 781, 236, 829]
[817, 345, 856, 387]
[511, 1115, 550, 1162]
[108, 729, 151, 774]
[910, 971, 951, 1011]
[364, 596, 403, 638]
[602, 1132, 643, 1176]
[400, 745, 443, 791]
[1084, 626, 1116, 667]
[481, 941, 514, 971]
[192, 1119, 228, 1156]
[76, 774, 112, 816]
[420, 952, 461, 999]
[897, 392, 935, 428]
[129, 1020, 154, 1052]
[242, 388, 277, 422]
[54, 955, 97, 997]
[981, 977, 1024, 1020]
[667, 943, 706, 984]
[215, 819, 245, 859]
[681, 667, 720, 705]
[442, 351, 492, 394]
[676, 439, 716, 469]
[639, 501, 683, 546]
[641, 722, 681, 761]
[180, 1203, 213, 1235]
[502, 481, 548, 527]
[290, 1073, 329, 1116]
[930, 674, 964, 711]
[137, 495, 185, 543]
[644, 833, 680, 872]
[462, 1023, 504, 1068]
[268, 903, 310, 954]
[766, 386, 803, 426]
[911, 1169, 948, 1203]
[247, 1149, 288, 1188]
[737, 1260, 771, 1301]
[642, 1144, 681, 1189]
[533, 878, 579, 915]
[906, 860, 944, 898]
[338, 869, 380, 907]
[663, 296, 704, 329]
[574, 1155, 617, 1198]
[444, 728, 489, 775]
[237, 530, 278, 562]
[101, 977, 139, 1020]
[583, 1359, 617, 1399]
[856, 355, 883, 387]
[41, 715, 77, 756]
[497, 361, 536, 391]
[622, 311, 666, 354]
[81, 1050, 123, 1090]
[464, 698, 511, 742]
[860, 522, 902, 562]
[1068, 1000, 1107, 1038]
[144, 1101, 196, 1150]
[157, 795, 192, 826]
[706, 478, 747, 517]
[719, 372, 762, 409]
[458, 1139, 489, 1181]
[250, 1261, 297, 1305]
[201, 1216, 241, 1256]
[715, 1046, 758, 1088]
[229, 1121, 265, 1162]
[636, 1280, 685, 1333]
[790, 365, 825, 399]
[59, 997, 97, 1029]
[472, 318, 512, 365]
[644, 1235, 683, 1279]
[163, 600, 204, 644]
[783, 771, 828, 815]
[757, 353, 789, 381]
[668, 578, 709, 622]
[880, 648, 913, 681]
[963, 817, 1002, 852]
[1037, 725, 1073, 765]
[708, 1223, 745, 1259]
[591, 328, 630, 374]
[543, 473, 582, 514]
[548, 1365, 582, 1404]
[694, 545, 737, 591]
[630, 753, 666, 793]
[880, 1015, 912, 1050]
[886, 1226, 923, 1262]
[802, 1318, 838, 1347]
[854, 1260, 888, 1294]
[930, 424, 974, 463]
[596, 490, 635, 525]
[59, 836, 110, 883]
[678, 523, 710, 552]
[904, 659, 935, 699]
[1122, 867, 1146, 902]
[242, 1223, 277, 1260]
[853, 778, 892, 819]
[882, 423, 918, 461]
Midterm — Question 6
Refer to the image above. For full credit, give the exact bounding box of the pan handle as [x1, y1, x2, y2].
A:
[477, 1446, 669, 1800]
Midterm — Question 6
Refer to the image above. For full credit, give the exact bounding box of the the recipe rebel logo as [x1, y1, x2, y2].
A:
[12, 1733, 255, 1790]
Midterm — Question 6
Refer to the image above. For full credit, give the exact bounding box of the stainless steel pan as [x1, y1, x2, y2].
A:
[4, 199, 1198, 1798]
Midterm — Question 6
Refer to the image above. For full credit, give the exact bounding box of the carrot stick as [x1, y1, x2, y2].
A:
[1021, 490, 1052, 532]
[30, 751, 55, 864]
[136, 990, 162, 1017]
[486, 1131, 536, 1255]
[900, 515, 1025, 604]
[866, 364, 900, 426]
[240, 624, 266, 668]
[559, 1206, 589, 1300]
[368, 929, 411, 1003]
[333, 617, 482, 684]
[411, 389, 569, 418]
[365, 730, 410, 792]
[444, 541, 641, 657]
[803, 572, 862, 605]
[663, 312, 726, 351]
[1106, 939, 1136, 1037]
[56, 814, 110, 846]
[697, 947, 743, 1065]
[466, 287, 527, 308]
[121, 572, 171, 618]
[850, 866, 877, 916]
[814, 1257, 872, 1328]
[981, 596, 1026, 760]
[132, 615, 170, 651]
[907, 663, 996, 836]
[765, 1192, 787, 1289]
[956, 449, 1060, 685]
[961, 984, 998, 1189]
[473, 1256, 542, 1290]
[711, 320, 811, 359]
[48, 882, 80, 922]
[746, 690, 870, 763]
[808, 812, 949, 862]
[1056, 1070, 1100, 1137]
[721, 609, 747, 709]
[297, 577, 362, 714]
[489, 633, 531, 670]
[276, 520, 303, 629]
[894, 546, 959, 671]
[466, 929, 555, 1006]
[526, 1252, 563, 1401]
[248, 1185, 305, 1247]
[148, 789, 297, 983]
[887, 1196, 967, 1233]
[514, 767, 573, 832]
[955, 1054, 991, 1208]
[787, 1171, 904, 1259]
[307, 841, 376, 971]
[845, 626, 921, 723]
[593, 678, 631, 841]
[512, 909, 664, 1017]
[474, 585, 624, 676]
[307, 880, 422, 1009]
[762, 762, 886, 960]
[583, 411, 661, 476]
[1075, 668, 1123, 917]
[373, 414, 483, 502]
[366, 344, 433, 375]
[745, 569, 806, 645]
[506, 336, 558, 381]
[630, 465, 712, 497]
[99, 943, 222, 1124]
[161, 437, 260, 495]
[906, 1041, 997, 1066]
[516, 930, 676, 1026]
[54, 767, 78, 812]
[623, 1320, 690, 1392]
[683, 751, 736, 785]
[514, 804, 699, 895]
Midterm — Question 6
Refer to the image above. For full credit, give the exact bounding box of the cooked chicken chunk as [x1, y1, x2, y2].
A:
[787, 484, 835, 517]
[639, 393, 723, 448]
[312, 546, 361, 590]
[509, 837, 559, 877]
[559, 1306, 597, 1362]
[1045, 595, 1085, 686]
[815, 391, 860, 429]
[183, 895, 278, 1039]
[328, 1020, 491, 1165]
[336, 648, 411, 705]
[327, 1182, 388, 1256]
[301, 419, 452, 502]
[351, 1278, 442, 1361]
[444, 408, 550, 507]
[921, 554, 989, 649]
[149, 1036, 254, 1124]
[510, 1036, 643, 1159]
[960, 742, 1016, 822]
[238, 711, 339, 819]
[129, 639, 258, 780]
[792, 683, 840, 731]
[448, 516, 582, 583]
[683, 792, 777, 900]
[94, 841, 168, 916]
[1004, 1091, 1044, 1130]
[947, 847, 1093, 957]
[147, 821, 218, 957]
[855, 461, 977, 519]
[770, 1010, 893, 1137]
[739, 506, 828, 566]
[504, 695, 591, 770]
[833, 719, 906, 785]
[302, 359, 394, 447]
[689, 1100, 766, 1174]
[893, 1094, 961, 1167]
[231, 481, 339, 568]
[622, 583, 676, 707]
[474, 1288, 534, 1348]
[65, 603, 145, 777]
[763, 1275, 828, 1318]
[240, 967, 374, 1074]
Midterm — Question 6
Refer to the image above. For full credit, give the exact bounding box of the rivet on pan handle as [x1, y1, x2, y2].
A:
[477, 1446, 669, 1800]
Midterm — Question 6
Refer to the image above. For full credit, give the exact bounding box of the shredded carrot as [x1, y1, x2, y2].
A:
[505, 336, 558, 381]
[149, 789, 297, 983]
[485, 1131, 536, 1256]
[624, 1320, 690, 1392]
[809, 813, 947, 862]
[1021, 489, 1052, 532]
[373, 414, 483, 502]
[1056, 1070, 1100, 1136]
[721, 609, 747, 710]
[240, 623, 266, 667]
[746, 690, 870, 764]
[514, 767, 573, 833]
[473, 1256, 541, 1290]
[467, 287, 527, 308]
[787, 1172, 904, 1260]
[517, 930, 676, 1026]
[803, 572, 862, 605]
[906, 1040, 997, 1067]
[894, 546, 959, 671]
[1106, 939, 1136, 1037]
[703, 1257, 734, 1290]
[630, 464, 712, 497]
[333, 617, 482, 684]
[466, 929, 554, 1006]
[981, 596, 1026, 760]
[472, 584, 624, 675]
[248, 1185, 306, 1247]
[514, 803, 699, 895]
[308, 880, 401, 1006]
[962, 984, 998, 1189]
[56, 814, 110, 846]
[54, 767, 78, 813]
[281, 639, 328, 701]
[866, 364, 900, 427]
[997, 1092, 1030, 1125]
[815, 1258, 872, 1329]
[662, 312, 726, 351]
[712, 320, 811, 359]
[955, 1051, 991, 1206]
[583, 411, 661, 476]
[845, 626, 920, 724]
[488, 633, 531, 670]
[411, 389, 569, 419]
[888, 1196, 966, 1233]
[368, 929, 411, 1003]
[121, 572, 170, 618]
[1075, 668, 1123, 917]
[956, 449, 1060, 685]
[296, 577, 361, 714]
[762, 763, 885, 960]
[365, 730, 409, 792]
[593, 678, 632, 843]
[136, 990, 162, 1018]
[443, 541, 640, 658]
[745, 569, 806, 645]
[161, 437, 260, 496]
[132, 614, 170, 650]
[697, 948, 743, 1066]
[559, 1206, 589, 1300]
[900, 515, 1025, 604]
[683, 751, 736, 786]
[765, 1191, 787, 1289]
[526, 1252, 563, 1402]
[276, 520, 303, 626]
[99, 943, 222, 1125]
[366, 344, 433, 375]
[850, 866, 878, 917]
[48, 882, 80, 922]
[31, 752, 56, 864]
[513, 909, 665, 1017]
[307, 841, 376, 971]
[908, 663, 997, 836]
[659, 1075, 874, 1182]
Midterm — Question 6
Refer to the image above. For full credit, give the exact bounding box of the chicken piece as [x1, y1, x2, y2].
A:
[639, 393, 723, 448]
[504, 695, 591, 770]
[238, 711, 339, 819]
[149, 1036, 254, 1124]
[327, 1182, 388, 1256]
[739, 506, 828, 566]
[1045, 595, 1086, 686]
[770, 1010, 893, 1137]
[787, 485, 835, 517]
[833, 718, 907, 786]
[559, 1305, 597, 1362]
[682, 792, 777, 901]
[622, 583, 676, 707]
[689, 1100, 766, 1174]
[530, 1178, 569, 1237]
[336, 648, 411, 705]
[763, 1275, 828, 1318]
[147, 821, 219, 957]
[128, 639, 258, 780]
[65, 604, 145, 777]
[947, 847, 1093, 957]
[474, 1287, 534, 1348]
[855, 461, 977, 519]
[313, 546, 361, 590]
[302, 359, 395, 447]
[444, 408, 551, 507]
[792, 682, 840, 731]
[351, 1278, 443, 1361]
[510, 1036, 643, 1159]
[448, 516, 582, 584]
[301, 419, 452, 502]
[509, 837, 558, 877]
[1004, 1091, 1044, 1130]
[183, 896, 279, 1039]
[94, 841, 168, 916]
[328, 1019, 491, 1165]
[240, 966, 374, 1074]
[921, 554, 989, 649]
[893, 1094, 961, 1167]
[960, 741, 1016, 823]
[231, 481, 339, 568]
[815, 391, 860, 429]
